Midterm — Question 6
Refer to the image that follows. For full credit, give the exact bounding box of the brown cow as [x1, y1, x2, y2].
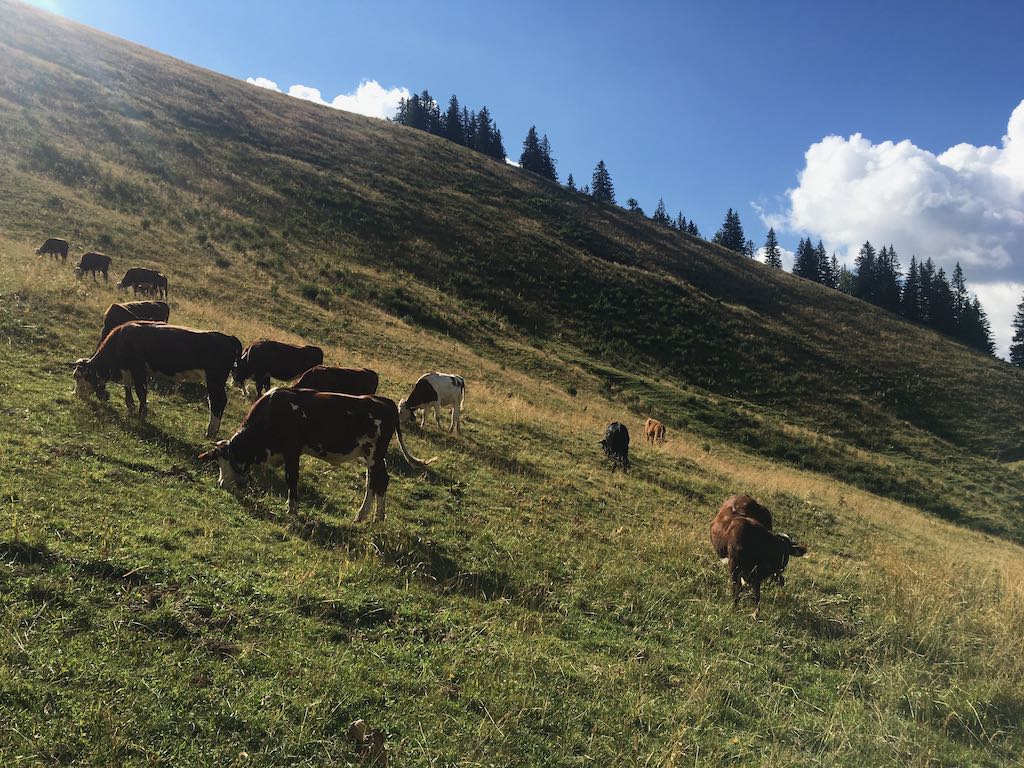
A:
[72, 321, 241, 438]
[710, 494, 773, 560]
[98, 301, 170, 348]
[74, 252, 112, 281]
[36, 238, 69, 261]
[198, 387, 435, 519]
[644, 418, 666, 445]
[118, 267, 168, 299]
[292, 365, 379, 395]
[232, 340, 324, 397]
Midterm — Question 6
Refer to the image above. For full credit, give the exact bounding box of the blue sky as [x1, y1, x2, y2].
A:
[26, 0, 1024, 354]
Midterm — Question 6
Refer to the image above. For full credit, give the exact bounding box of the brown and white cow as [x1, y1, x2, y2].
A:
[74, 252, 112, 281]
[644, 418, 666, 445]
[118, 267, 168, 299]
[398, 372, 465, 434]
[231, 340, 324, 397]
[98, 301, 170, 348]
[198, 387, 435, 519]
[72, 321, 241, 438]
[36, 238, 69, 261]
[292, 365, 379, 396]
[710, 494, 805, 618]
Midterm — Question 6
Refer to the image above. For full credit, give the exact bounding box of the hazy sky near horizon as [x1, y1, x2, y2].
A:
[25, 0, 1024, 355]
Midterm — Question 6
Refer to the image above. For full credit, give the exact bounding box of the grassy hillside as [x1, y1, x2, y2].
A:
[2, 3, 1024, 765]
[0, 2, 1021, 538]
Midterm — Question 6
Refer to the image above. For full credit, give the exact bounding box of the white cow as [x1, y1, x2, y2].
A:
[398, 372, 466, 434]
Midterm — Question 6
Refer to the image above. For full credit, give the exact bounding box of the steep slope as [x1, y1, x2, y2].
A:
[0, 0, 1021, 533]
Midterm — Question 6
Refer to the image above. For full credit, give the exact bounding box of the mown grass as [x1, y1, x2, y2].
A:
[3, 247, 1024, 767]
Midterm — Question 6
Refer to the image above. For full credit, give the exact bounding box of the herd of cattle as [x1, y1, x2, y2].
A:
[46, 237, 806, 617]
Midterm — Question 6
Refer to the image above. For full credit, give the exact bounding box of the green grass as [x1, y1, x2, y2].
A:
[2, 2, 1024, 765]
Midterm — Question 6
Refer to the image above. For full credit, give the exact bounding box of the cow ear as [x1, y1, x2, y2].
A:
[790, 543, 807, 557]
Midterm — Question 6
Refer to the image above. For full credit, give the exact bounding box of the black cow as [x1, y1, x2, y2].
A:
[72, 321, 241, 438]
[232, 340, 324, 397]
[36, 238, 69, 261]
[292, 365, 379, 396]
[199, 388, 435, 519]
[600, 422, 630, 471]
[74, 252, 112, 281]
[118, 267, 168, 299]
[98, 301, 170, 348]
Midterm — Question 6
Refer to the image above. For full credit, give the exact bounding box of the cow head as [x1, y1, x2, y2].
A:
[198, 440, 246, 488]
[775, 533, 807, 586]
[229, 360, 248, 389]
[72, 359, 109, 401]
[397, 399, 417, 427]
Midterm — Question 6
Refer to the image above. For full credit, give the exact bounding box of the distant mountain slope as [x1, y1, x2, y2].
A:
[0, 0, 1021, 535]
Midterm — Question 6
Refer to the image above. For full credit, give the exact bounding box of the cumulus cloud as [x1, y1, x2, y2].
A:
[245, 76, 408, 120]
[766, 99, 1024, 358]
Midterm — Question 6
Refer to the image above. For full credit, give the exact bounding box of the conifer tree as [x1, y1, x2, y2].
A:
[461, 107, 476, 148]
[825, 253, 840, 289]
[652, 198, 671, 226]
[581, 184, 591, 195]
[957, 295, 995, 355]
[520, 126, 543, 174]
[1010, 293, 1024, 366]
[626, 198, 643, 213]
[539, 134, 557, 181]
[675, 212, 687, 232]
[918, 258, 936, 324]
[929, 268, 956, 334]
[686, 220, 700, 238]
[814, 240, 828, 284]
[419, 90, 442, 134]
[566, 173, 576, 191]
[591, 161, 615, 203]
[744, 239, 756, 259]
[763, 227, 783, 269]
[837, 265, 855, 294]
[901, 256, 921, 321]
[712, 208, 746, 253]
[443, 95, 464, 145]
[853, 241, 877, 302]
[876, 245, 902, 312]
[793, 237, 819, 280]
[951, 262, 968, 325]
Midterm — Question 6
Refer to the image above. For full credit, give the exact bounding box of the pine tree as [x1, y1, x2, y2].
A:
[520, 126, 543, 174]
[958, 295, 996, 355]
[951, 262, 968, 327]
[419, 90, 442, 134]
[461, 107, 476, 149]
[1010, 293, 1024, 366]
[675, 212, 687, 232]
[686, 220, 700, 238]
[900, 256, 919, 321]
[918, 258, 936, 324]
[837, 265, 855, 293]
[712, 208, 746, 253]
[566, 173, 576, 191]
[853, 241, 877, 302]
[824, 253, 840, 289]
[744, 239, 756, 259]
[539, 135, 557, 181]
[652, 198, 671, 226]
[793, 237, 820, 280]
[763, 227, 782, 269]
[813, 240, 828, 284]
[626, 198, 643, 214]
[929, 268, 956, 334]
[876, 245, 902, 312]
[591, 161, 615, 203]
[442, 95, 464, 145]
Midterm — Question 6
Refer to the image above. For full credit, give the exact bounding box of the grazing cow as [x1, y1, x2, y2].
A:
[98, 301, 170, 348]
[36, 238, 69, 261]
[72, 321, 241, 438]
[644, 418, 666, 445]
[398, 372, 465, 434]
[231, 340, 324, 397]
[198, 387, 436, 519]
[293, 365, 379, 396]
[600, 422, 630, 471]
[74, 252, 112, 281]
[118, 267, 168, 299]
[716, 514, 806, 618]
[710, 494, 774, 560]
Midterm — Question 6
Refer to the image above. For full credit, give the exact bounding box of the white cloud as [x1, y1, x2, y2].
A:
[766, 99, 1024, 358]
[755, 245, 796, 272]
[505, 158, 521, 168]
[969, 281, 1023, 359]
[245, 76, 281, 92]
[246, 76, 408, 120]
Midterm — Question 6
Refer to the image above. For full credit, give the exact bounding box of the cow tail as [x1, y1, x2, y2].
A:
[460, 378, 466, 409]
[396, 411, 436, 468]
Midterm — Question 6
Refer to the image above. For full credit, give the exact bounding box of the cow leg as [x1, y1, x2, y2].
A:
[730, 559, 743, 609]
[433, 403, 443, 429]
[132, 368, 148, 422]
[751, 579, 762, 620]
[206, 375, 227, 438]
[258, 374, 271, 397]
[285, 452, 300, 514]
[419, 409, 426, 429]
[122, 370, 135, 412]
[450, 402, 461, 434]
[356, 465, 374, 522]
[370, 458, 389, 521]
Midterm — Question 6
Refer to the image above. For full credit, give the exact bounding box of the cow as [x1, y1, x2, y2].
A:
[198, 387, 436, 519]
[74, 252, 112, 281]
[644, 418, 666, 445]
[36, 238, 69, 261]
[293, 365, 379, 396]
[98, 301, 170, 348]
[231, 340, 324, 397]
[715, 514, 806, 618]
[71, 321, 241, 438]
[710, 494, 774, 561]
[117, 267, 168, 299]
[600, 422, 630, 471]
[398, 372, 465, 434]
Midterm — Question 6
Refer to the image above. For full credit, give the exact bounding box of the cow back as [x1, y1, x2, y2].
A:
[294, 366, 379, 395]
[711, 494, 774, 559]
[98, 322, 240, 377]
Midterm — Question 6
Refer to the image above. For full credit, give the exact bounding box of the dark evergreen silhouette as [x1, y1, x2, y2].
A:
[675, 211, 687, 232]
[763, 228, 782, 269]
[824, 253, 840, 289]
[744, 239, 756, 259]
[793, 237, 820, 281]
[520, 126, 543, 174]
[1011, 293, 1024, 366]
[901, 256, 921, 322]
[853, 241, 878, 302]
[686, 220, 701, 238]
[566, 173, 576, 191]
[442, 95, 464, 145]
[626, 197, 644, 214]
[539, 134, 557, 181]
[712, 208, 746, 253]
[652, 198, 671, 226]
[876, 245, 902, 313]
[591, 161, 615, 203]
